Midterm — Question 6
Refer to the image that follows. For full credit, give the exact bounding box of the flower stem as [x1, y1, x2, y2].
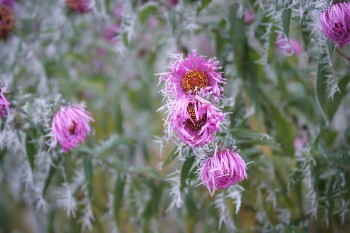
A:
[336, 48, 350, 62]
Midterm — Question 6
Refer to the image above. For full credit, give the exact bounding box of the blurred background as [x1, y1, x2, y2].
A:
[0, 0, 350, 232]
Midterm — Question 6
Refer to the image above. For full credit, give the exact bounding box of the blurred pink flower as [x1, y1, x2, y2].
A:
[167, 0, 178, 7]
[147, 16, 159, 29]
[161, 51, 224, 102]
[168, 96, 224, 147]
[103, 24, 119, 44]
[112, 3, 123, 20]
[320, 3, 350, 47]
[275, 34, 303, 56]
[294, 137, 305, 151]
[51, 105, 94, 153]
[0, 87, 10, 117]
[243, 10, 255, 24]
[66, 0, 90, 14]
[200, 149, 247, 192]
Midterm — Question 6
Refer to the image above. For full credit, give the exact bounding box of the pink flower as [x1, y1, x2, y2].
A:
[243, 10, 255, 24]
[65, 0, 90, 14]
[0, 87, 10, 117]
[200, 149, 247, 192]
[51, 105, 94, 153]
[161, 51, 224, 102]
[320, 3, 350, 47]
[275, 34, 303, 56]
[168, 96, 224, 147]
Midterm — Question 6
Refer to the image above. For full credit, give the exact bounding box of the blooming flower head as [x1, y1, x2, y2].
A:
[200, 149, 247, 193]
[161, 51, 224, 102]
[167, 96, 225, 147]
[66, 0, 90, 14]
[275, 34, 303, 56]
[0, 87, 10, 117]
[51, 105, 94, 153]
[0, 4, 15, 39]
[320, 3, 350, 47]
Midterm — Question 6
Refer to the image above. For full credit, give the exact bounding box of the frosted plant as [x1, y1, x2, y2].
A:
[214, 192, 236, 231]
[166, 170, 183, 212]
[56, 183, 78, 217]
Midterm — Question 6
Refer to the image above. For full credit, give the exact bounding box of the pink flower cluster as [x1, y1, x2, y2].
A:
[51, 104, 94, 153]
[161, 51, 225, 147]
[320, 3, 350, 47]
[160, 51, 247, 193]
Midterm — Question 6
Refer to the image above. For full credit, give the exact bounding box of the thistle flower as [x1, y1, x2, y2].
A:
[66, 0, 90, 14]
[51, 105, 94, 153]
[200, 149, 247, 193]
[0, 5, 15, 39]
[275, 34, 303, 56]
[161, 51, 224, 102]
[167, 96, 224, 147]
[0, 87, 10, 117]
[320, 3, 350, 47]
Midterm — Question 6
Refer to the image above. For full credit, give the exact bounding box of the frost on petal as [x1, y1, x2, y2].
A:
[200, 149, 247, 193]
[160, 51, 225, 102]
[50, 104, 94, 153]
[166, 96, 225, 147]
[320, 3, 350, 47]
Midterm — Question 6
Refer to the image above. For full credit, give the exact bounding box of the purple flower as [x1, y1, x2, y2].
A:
[161, 51, 224, 102]
[320, 3, 350, 47]
[0, 87, 10, 117]
[0, 5, 15, 39]
[51, 105, 94, 153]
[200, 149, 247, 192]
[275, 34, 303, 56]
[65, 0, 90, 14]
[168, 96, 224, 147]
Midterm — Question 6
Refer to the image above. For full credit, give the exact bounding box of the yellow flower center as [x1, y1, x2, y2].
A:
[181, 70, 209, 93]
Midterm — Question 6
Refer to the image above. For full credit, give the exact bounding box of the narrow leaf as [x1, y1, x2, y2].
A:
[180, 155, 196, 191]
[84, 156, 93, 198]
[315, 61, 330, 125]
[114, 174, 126, 225]
[327, 74, 350, 120]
